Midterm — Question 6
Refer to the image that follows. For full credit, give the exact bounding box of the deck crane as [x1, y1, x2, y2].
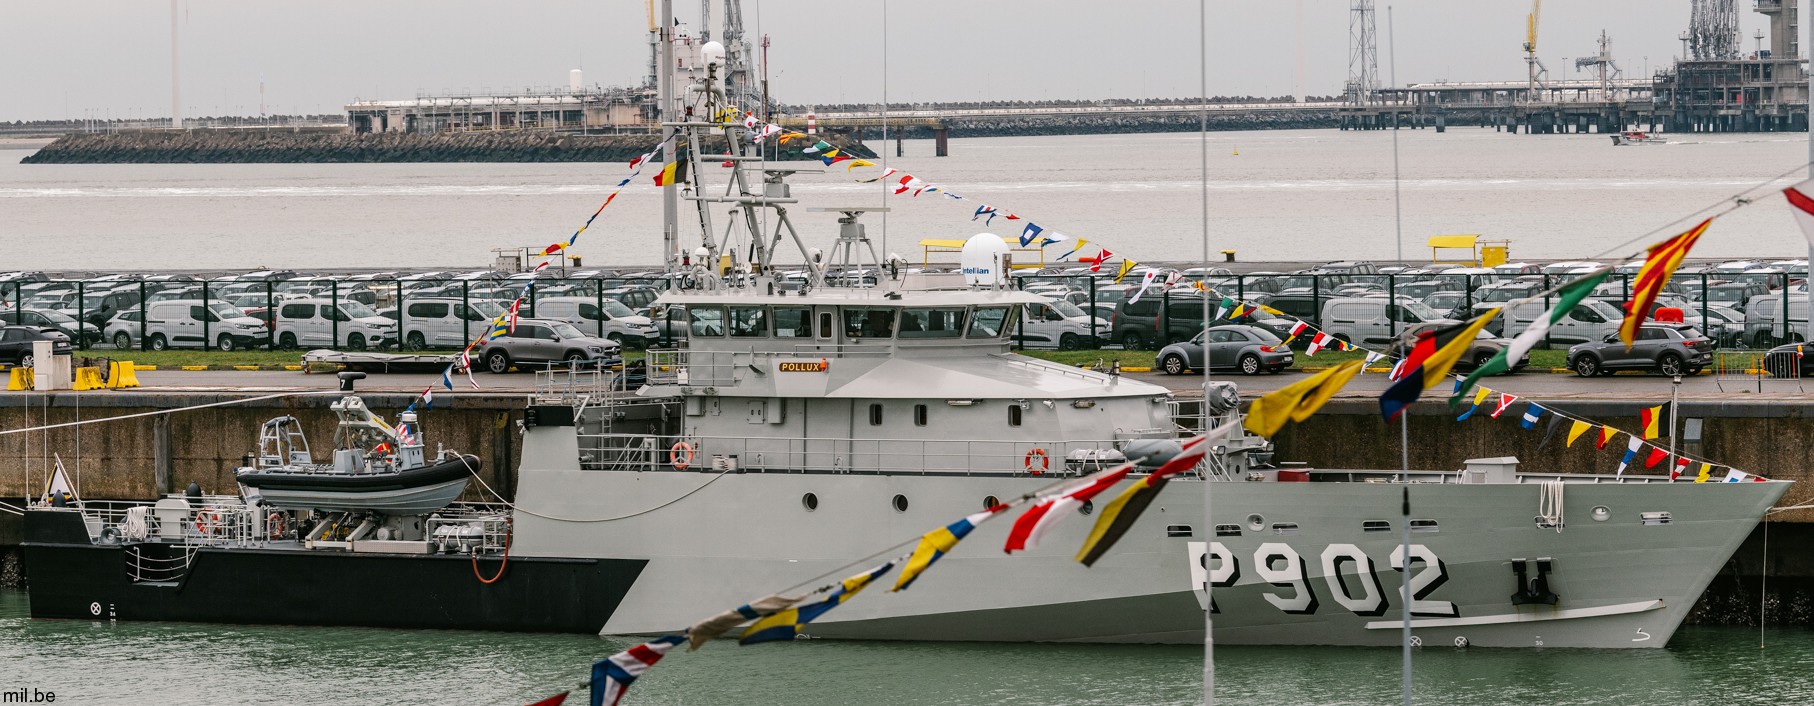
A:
[1523, 0, 1549, 99]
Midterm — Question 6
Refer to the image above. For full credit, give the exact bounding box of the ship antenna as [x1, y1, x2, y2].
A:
[1196, 1, 1216, 703]
[1388, 8, 1414, 706]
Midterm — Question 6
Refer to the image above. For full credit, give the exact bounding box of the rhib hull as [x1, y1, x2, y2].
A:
[508, 462, 1785, 649]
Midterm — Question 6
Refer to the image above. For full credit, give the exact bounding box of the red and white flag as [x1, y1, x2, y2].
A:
[1003, 469, 1129, 554]
[1671, 456, 1690, 481]
[1785, 179, 1814, 246]
[1489, 392, 1519, 418]
[1305, 332, 1333, 356]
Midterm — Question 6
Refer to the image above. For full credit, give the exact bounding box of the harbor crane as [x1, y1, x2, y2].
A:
[1523, 0, 1550, 96]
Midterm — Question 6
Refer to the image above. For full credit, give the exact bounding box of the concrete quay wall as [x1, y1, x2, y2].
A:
[0, 391, 524, 501]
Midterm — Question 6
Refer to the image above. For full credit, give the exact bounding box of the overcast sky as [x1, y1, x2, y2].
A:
[1, 1, 1792, 121]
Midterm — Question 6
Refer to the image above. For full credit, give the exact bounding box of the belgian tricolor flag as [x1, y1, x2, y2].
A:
[652, 157, 688, 187]
[1640, 402, 1671, 440]
[1378, 310, 1500, 421]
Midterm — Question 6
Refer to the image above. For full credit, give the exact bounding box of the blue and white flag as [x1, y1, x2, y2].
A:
[1617, 436, 1643, 477]
[973, 205, 998, 225]
[591, 634, 685, 706]
[1019, 223, 1044, 247]
[440, 365, 455, 391]
[421, 386, 434, 409]
[1038, 231, 1066, 248]
[1520, 402, 1546, 429]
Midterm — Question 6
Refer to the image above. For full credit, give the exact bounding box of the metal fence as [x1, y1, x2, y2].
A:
[1, 268, 1807, 354]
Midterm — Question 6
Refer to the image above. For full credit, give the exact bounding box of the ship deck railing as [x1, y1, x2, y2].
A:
[62, 495, 261, 549]
[532, 366, 630, 408]
[576, 432, 1175, 476]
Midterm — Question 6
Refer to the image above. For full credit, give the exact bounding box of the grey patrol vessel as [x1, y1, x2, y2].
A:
[22, 32, 1787, 648]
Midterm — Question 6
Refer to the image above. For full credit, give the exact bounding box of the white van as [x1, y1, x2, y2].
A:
[1013, 300, 1105, 350]
[273, 298, 395, 350]
[120, 300, 268, 351]
[1320, 297, 1453, 345]
[391, 298, 505, 349]
[532, 296, 660, 348]
[1498, 298, 1622, 347]
[1743, 293, 1810, 346]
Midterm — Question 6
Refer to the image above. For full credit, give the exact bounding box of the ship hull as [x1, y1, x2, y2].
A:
[22, 511, 646, 633]
[506, 451, 1785, 648]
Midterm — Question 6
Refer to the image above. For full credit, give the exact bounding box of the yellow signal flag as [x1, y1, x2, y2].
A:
[1244, 360, 1365, 438]
[1115, 260, 1138, 284]
[1566, 419, 1592, 447]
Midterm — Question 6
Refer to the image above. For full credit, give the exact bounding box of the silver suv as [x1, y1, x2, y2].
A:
[472, 318, 622, 373]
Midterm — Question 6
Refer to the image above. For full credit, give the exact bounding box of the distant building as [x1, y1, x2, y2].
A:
[346, 80, 655, 135]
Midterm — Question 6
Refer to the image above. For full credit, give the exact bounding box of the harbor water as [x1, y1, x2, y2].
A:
[3, 590, 1812, 705]
[1, 128, 1809, 272]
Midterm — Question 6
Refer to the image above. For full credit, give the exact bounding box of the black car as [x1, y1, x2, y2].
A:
[1567, 324, 1712, 377]
[1763, 343, 1813, 378]
[0, 325, 71, 368]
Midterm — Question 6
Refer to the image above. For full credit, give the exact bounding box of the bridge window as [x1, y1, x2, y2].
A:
[869, 404, 883, 426]
[1008, 404, 1023, 427]
[843, 308, 896, 339]
[900, 308, 966, 339]
[914, 404, 928, 426]
[688, 306, 725, 337]
[774, 307, 813, 338]
[728, 306, 768, 337]
[968, 307, 1009, 337]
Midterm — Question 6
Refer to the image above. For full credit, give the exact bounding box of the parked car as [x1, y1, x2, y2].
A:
[1422, 291, 1470, 319]
[0, 326, 71, 368]
[1012, 300, 1104, 351]
[1742, 293, 1809, 347]
[1697, 282, 1769, 312]
[272, 298, 395, 350]
[601, 286, 663, 317]
[0, 308, 101, 347]
[113, 300, 269, 351]
[1566, 324, 1713, 377]
[533, 296, 662, 348]
[473, 318, 621, 373]
[1762, 342, 1814, 378]
[1683, 305, 1745, 348]
[1320, 297, 1457, 347]
[383, 298, 505, 349]
[1155, 325, 1294, 375]
[1496, 299, 1624, 347]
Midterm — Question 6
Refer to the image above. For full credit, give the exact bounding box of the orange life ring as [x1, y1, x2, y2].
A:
[670, 441, 694, 470]
[1025, 448, 1050, 474]
[195, 509, 222, 535]
[267, 512, 287, 540]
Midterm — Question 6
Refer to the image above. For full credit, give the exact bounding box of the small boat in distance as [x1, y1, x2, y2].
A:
[1611, 130, 1663, 146]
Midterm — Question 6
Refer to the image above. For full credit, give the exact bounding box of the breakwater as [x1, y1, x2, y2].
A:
[18, 129, 874, 164]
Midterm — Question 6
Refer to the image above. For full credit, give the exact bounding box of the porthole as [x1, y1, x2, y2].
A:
[1362, 520, 1392, 533]
[1591, 506, 1611, 522]
[1215, 524, 1243, 537]
[802, 493, 819, 511]
[1246, 513, 1265, 532]
[983, 495, 1000, 510]
[892, 494, 909, 512]
[1166, 524, 1194, 538]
